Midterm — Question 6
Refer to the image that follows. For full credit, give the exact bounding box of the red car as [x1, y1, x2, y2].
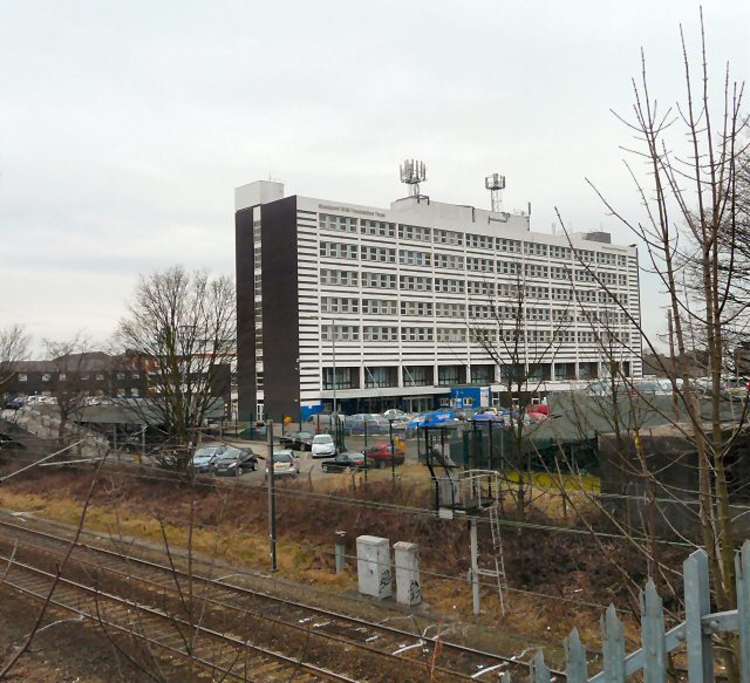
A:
[362, 442, 406, 468]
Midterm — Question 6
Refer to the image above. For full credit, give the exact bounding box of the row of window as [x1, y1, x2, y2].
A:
[319, 325, 631, 345]
[318, 269, 632, 305]
[320, 296, 633, 324]
[319, 247, 633, 283]
[16, 371, 141, 383]
[318, 214, 631, 265]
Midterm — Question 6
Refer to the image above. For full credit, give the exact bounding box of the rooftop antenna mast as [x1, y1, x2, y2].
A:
[400, 159, 427, 197]
[484, 172, 506, 213]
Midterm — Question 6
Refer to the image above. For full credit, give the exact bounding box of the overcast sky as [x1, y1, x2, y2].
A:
[1, 1, 748, 354]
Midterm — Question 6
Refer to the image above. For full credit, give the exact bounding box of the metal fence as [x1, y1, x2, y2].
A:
[528, 541, 750, 683]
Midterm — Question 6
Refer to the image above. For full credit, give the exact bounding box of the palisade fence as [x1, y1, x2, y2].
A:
[529, 541, 750, 683]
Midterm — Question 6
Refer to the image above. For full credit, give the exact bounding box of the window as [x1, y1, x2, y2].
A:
[550, 266, 570, 281]
[323, 367, 360, 390]
[497, 238, 522, 253]
[524, 263, 549, 279]
[399, 275, 432, 291]
[18, 374, 27, 382]
[363, 326, 398, 342]
[321, 297, 359, 314]
[361, 245, 396, 263]
[321, 269, 359, 287]
[398, 224, 431, 241]
[361, 299, 397, 315]
[399, 249, 431, 267]
[361, 220, 395, 238]
[361, 272, 397, 289]
[130, 388, 139, 397]
[132, 373, 140, 380]
[58, 373, 67, 382]
[466, 233, 494, 250]
[321, 325, 360, 342]
[434, 278, 465, 294]
[469, 304, 495, 320]
[468, 280, 495, 297]
[320, 241, 358, 260]
[498, 260, 520, 276]
[434, 253, 464, 270]
[401, 301, 433, 317]
[365, 366, 398, 388]
[434, 229, 462, 246]
[319, 213, 358, 233]
[42, 373, 51, 382]
[470, 328, 497, 345]
[526, 285, 550, 300]
[524, 242, 549, 257]
[401, 327, 434, 342]
[403, 366, 433, 387]
[466, 257, 494, 273]
[435, 302, 465, 318]
[438, 365, 464, 385]
[436, 328, 467, 343]
[550, 245, 571, 259]
[497, 282, 522, 299]
[116, 387, 126, 397]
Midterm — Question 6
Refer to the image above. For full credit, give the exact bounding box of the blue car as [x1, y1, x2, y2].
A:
[407, 409, 462, 431]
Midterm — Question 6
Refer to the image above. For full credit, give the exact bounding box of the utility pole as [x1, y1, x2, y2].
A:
[331, 321, 337, 415]
[389, 418, 396, 482]
[267, 420, 277, 572]
[470, 517, 480, 615]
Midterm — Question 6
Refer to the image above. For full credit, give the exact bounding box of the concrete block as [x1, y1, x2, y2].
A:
[356, 535, 392, 599]
[394, 542, 422, 606]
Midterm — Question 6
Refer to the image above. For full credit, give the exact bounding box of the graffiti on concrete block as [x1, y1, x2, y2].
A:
[408, 579, 422, 604]
[379, 568, 392, 596]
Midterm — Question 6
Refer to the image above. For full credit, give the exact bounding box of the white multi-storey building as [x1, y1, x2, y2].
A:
[234, 175, 641, 421]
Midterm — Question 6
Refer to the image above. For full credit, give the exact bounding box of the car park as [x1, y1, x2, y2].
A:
[311, 433, 336, 458]
[265, 450, 298, 479]
[213, 447, 258, 476]
[321, 451, 366, 473]
[191, 444, 226, 473]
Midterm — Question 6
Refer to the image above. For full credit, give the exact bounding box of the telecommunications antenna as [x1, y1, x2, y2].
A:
[484, 172, 506, 213]
[400, 158, 427, 197]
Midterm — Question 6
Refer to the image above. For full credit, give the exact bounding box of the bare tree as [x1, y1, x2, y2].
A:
[549, 11, 748, 678]
[116, 266, 236, 470]
[0, 324, 31, 402]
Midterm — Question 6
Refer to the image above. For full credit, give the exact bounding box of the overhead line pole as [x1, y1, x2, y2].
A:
[267, 420, 277, 572]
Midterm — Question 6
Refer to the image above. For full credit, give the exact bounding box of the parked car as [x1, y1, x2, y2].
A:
[265, 450, 298, 479]
[4, 397, 24, 410]
[383, 408, 408, 421]
[311, 433, 336, 458]
[407, 409, 461, 432]
[345, 413, 388, 434]
[362, 442, 406, 469]
[214, 447, 258, 477]
[279, 430, 314, 451]
[191, 444, 226, 473]
[321, 451, 366, 473]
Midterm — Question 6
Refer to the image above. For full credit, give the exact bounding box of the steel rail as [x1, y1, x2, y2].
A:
[0, 551, 356, 682]
[0, 517, 560, 678]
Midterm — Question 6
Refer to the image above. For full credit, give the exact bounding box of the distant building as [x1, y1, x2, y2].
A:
[234, 167, 642, 422]
[4, 352, 231, 410]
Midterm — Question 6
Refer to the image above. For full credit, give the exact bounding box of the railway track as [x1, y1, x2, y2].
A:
[0, 517, 556, 681]
[0, 553, 353, 682]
